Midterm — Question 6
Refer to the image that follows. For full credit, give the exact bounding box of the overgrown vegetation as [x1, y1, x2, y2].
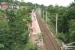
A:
[46, 2, 75, 44]
[0, 0, 75, 50]
[0, 0, 37, 50]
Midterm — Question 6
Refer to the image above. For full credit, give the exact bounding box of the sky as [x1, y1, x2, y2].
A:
[19, 0, 74, 6]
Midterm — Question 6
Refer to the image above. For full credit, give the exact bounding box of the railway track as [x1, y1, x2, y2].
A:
[35, 11, 61, 50]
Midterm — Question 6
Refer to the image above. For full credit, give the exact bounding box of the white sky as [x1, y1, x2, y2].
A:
[19, 0, 74, 6]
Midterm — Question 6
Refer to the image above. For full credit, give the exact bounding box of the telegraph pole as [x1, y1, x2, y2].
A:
[56, 14, 58, 35]
[46, 11, 48, 23]
[34, 4, 37, 11]
[43, 10, 44, 20]
[35, 4, 36, 9]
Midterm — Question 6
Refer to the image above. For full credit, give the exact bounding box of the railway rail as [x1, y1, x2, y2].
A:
[35, 11, 61, 50]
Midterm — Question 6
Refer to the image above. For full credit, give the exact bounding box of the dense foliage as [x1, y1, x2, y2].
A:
[0, 9, 29, 50]
[0, 0, 75, 50]
[45, 2, 75, 44]
[0, 1, 37, 50]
